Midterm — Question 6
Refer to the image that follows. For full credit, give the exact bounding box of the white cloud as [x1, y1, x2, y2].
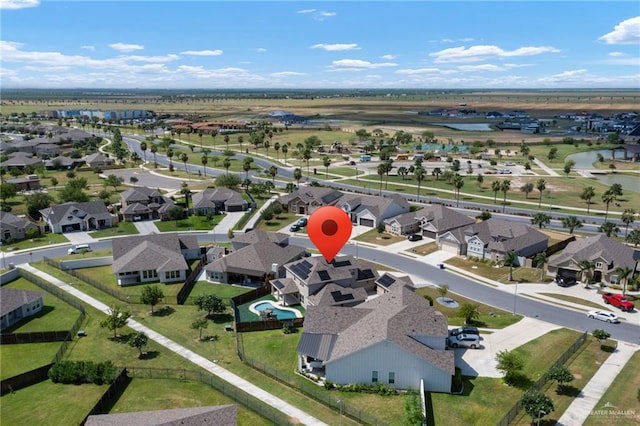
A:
[457, 64, 506, 72]
[396, 68, 442, 75]
[609, 52, 625, 57]
[328, 59, 397, 71]
[599, 16, 640, 44]
[123, 54, 180, 63]
[317, 11, 336, 19]
[0, 0, 39, 10]
[271, 71, 306, 77]
[109, 42, 144, 52]
[180, 49, 223, 56]
[430, 45, 560, 63]
[311, 43, 360, 51]
[381, 54, 397, 60]
[80, 45, 95, 51]
[255, 48, 267, 53]
[436, 37, 475, 43]
[297, 9, 316, 14]
[299, 9, 336, 21]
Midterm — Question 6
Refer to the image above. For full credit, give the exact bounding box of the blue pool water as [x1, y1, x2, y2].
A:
[254, 302, 298, 320]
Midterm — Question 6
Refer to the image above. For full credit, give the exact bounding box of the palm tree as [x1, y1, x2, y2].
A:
[140, 141, 147, 163]
[281, 144, 288, 164]
[264, 140, 270, 158]
[377, 163, 386, 195]
[503, 250, 517, 281]
[578, 260, 595, 287]
[491, 180, 501, 204]
[432, 167, 442, 181]
[614, 266, 634, 296]
[536, 179, 546, 208]
[414, 166, 425, 202]
[224, 134, 230, 151]
[302, 149, 312, 176]
[237, 135, 244, 152]
[520, 182, 534, 199]
[531, 213, 551, 229]
[242, 157, 253, 180]
[601, 190, 616, 221]
[268, 165, 277, 185]
[180, 153, 189, 180]
[167, 149, 174, 167]
[621, 208, 636, 236]
[293, 168, 303, 187]
[500, 179, 511, 213]
[598, 221, 619, 238]
[397, 166, 407, 181]
[274, 142, 280, 160]
[453, 173, 464, 208]
[323, 156, 331, 177]
[198, 131, 203, 150]
[561, 216, 583, 234]
[535, 252, 548, 281]
[223, 158, 231, 175]
[626, 228, 640, 247]
[150, 144, 158, 168]
[580, 186, 596, 214]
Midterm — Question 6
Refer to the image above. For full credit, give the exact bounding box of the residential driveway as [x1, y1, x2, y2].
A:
[420, 250, 457, 267]
[63, 231, 95, 245]
[214, 211, 245, 234]
[385, 237, 435, 254]
[453, 317, 562, 377]
[133, 220, 160, 235]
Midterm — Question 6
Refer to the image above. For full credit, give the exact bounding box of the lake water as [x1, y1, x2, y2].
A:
[565, 149, 639, 193]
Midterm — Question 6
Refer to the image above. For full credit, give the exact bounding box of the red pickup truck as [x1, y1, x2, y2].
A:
[602, 292, 635, 311]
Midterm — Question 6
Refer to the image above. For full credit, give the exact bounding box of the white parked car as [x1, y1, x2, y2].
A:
[587, 310, 619, 323]
[448, 333, 481, 349]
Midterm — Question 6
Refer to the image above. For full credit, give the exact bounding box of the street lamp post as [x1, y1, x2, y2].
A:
[337, 399, 343, 426]
[513, 281, 518, 315]
[537, 410, 546, 426]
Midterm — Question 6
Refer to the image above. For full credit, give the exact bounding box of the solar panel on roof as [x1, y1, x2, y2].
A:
[331, 291, 355, 302]
[318, 270, 330, 281]
[332, 260, 351, 268]
[357, 269, 375, 280]
[377, 274, 396, 287]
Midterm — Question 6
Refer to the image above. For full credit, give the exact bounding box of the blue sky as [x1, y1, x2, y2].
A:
[1, 1, 638, 89]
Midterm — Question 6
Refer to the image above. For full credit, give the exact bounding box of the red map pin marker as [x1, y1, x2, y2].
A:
[307, 206, 352, 263]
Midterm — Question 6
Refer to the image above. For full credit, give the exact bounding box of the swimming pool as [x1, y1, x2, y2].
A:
[249, 301, 302, 320]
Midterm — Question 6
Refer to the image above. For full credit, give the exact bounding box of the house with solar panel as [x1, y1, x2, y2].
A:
[271, 255, 387, 308]
[296, 284, 454, 392]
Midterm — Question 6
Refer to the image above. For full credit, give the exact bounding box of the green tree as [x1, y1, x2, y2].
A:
[578, 260, 595, 287]
[491, 180, 501, 204]
[180, 153, 190, 180]
[503, 250, 517, 281]
[561, 216, 583, 234]
[621, 208, 636, 236]
[150, 144, 158, 168]
[194, 294, 226, 318]
[414, 166, 425, 202]
[592, 329, 611, 347]
[459, 303, 480, 325]
[520, 390, 553, 423]
[453, 173, 464, 207]
[626, 228, 640, 247]
[377, 163, 386, 195]
[293, 168, 303, 187]
[302, 149, 312, 176]
[531, 213, 551, 229]
[322, 155, 331, 177]
[402, 392, 424, 426]
[580, 186, 596, 214]
[614, 266, 634, 296]
[141, 285, 164, 314]
[223, 158, 231, 175]
[548, 365, 574, 394]
[268, 165, 278, 185]
[397, 166, 408, 181]
[432, 167, 442, 181]
[598, 221, 619, 238]
[59, 177, 90, 203]
[535, 252, 548, 281]
[190, 317, 209, 340]
[476, 211, 492, 221]
[167, 205, 184, 225]
[140, 141, 147, 162]
[601, 190, 616, 221]
[0, 183, 17, 202]
[99, 305, 131, 339]
[495, 349, 525, 385]
[500, 179, 511, 213]
[536, 179, 546, 208]
[128, 331, 148, 357]
[563, 160, 574, 176]
[376, 221, 386, 236]
[25, 192, 54, 218]
[201, 154, 208, 176]
[215, 173, 242, 189]
[104, 174, 124, 191]
[242, 157, 253, 180]
[520, 182, 534, 199]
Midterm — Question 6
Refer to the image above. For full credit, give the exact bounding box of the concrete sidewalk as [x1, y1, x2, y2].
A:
[557, 342, 639, 426]
[18, 263, 328, 426]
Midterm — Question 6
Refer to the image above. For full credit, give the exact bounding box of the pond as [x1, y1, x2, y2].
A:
[565, 149, 639, 193]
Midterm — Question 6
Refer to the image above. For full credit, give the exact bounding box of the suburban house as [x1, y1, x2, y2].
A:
[35, 143, 62, 157]
[296, 284, 454, 392]
[231, 229, 289, 251]
[0, 152, 43, 171]
[337, 193, 410, 228]
[111, 234, 200, 286]
[83, 152, 114, 169]
[44, 155, 85, 170]
[85, 405, 237, 426]
[119, 186, 175, 222]
[438, 218, 548, 263]
[0, 211, 39, 242]
[5, 174, 41, 192]
[204, 240, 307, 285]
[40, 201, 117, 233]
[547, 234, 638, 285]
[1, 287, 44, 330]
[277, 187, 343, 215]
[191, 187, 248, 215]
[271, 255, 379, 308]
[384, 205, 475, 238]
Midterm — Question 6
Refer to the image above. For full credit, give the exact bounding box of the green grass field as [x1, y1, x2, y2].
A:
[154, 214, 222, 232]
[0, 233, 69, 252]
[0, 342, 61, 379]
[89, 221, 139, 238]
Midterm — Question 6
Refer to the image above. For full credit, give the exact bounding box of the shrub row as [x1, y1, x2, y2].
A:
[336, 382, 397, 396]
[48, 360, 117, 385]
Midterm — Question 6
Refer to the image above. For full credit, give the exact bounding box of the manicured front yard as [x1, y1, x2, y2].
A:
[354, 229, 406, 245]
[0, 233, 69, 252]
[257, 211, 298, 232]
[89, 221, 139, 238]
[446, 256, 551, 284]
[155, 214, 222, 232]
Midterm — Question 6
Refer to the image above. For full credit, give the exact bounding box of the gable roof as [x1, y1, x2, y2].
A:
[548, 234, 637, 270]
[205, 241, 306, 275]
[0, 211, 37, 230]
[285, 255, 378, 288]
[40, 201, 111, 224]
[337, 193, 410, 218]
[120, 186, 163, 203]
[277, 187, 343, 206]
[191, 188, 246, 209]
[112, 234, 198, 273]
[231, 229, 288, 249]
[414, 205, 476, 232]
[298, 285, 454, 374]
[463, 218, 547, 253]
[1, 288, 43, 315]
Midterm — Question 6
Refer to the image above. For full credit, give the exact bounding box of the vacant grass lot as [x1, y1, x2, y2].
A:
[583, 350, 640, 426]
[0, 342, 61, 379]
[89, 221, 139, 238]
[0, 380, 107, 425]
[446, 257, 552, 284]
[108, 378, 272, 425]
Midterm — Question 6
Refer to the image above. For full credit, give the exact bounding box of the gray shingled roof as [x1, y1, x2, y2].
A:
[191, 188, 246, 209]
[85, 405, 236, 426]
[231, 229, 288, 249]
[548, 234, 637, 270]
[308, 282, 369, 306]
[464, 218, 547, 253]
[284, 255, 378, 287]
[414, 205, 475, 232]
[112, 234, 198, 273]
[205, 241, 306, 276]
[277, 187, 343, 206]
[298, 285, 454, 374]
[337, 193, 410, 218]
[40, 201, 112, 225]
[1, 287, 43, 315]
[120, 186, 163, 203]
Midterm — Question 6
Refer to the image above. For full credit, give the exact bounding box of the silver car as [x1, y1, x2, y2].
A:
[448, 333, 481, 349]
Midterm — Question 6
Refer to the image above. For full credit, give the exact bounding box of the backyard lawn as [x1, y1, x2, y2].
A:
[0, 342, 61, 379]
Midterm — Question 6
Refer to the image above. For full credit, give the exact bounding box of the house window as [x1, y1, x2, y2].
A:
[371, 371, 378, 383]
[291, 205, 297, 212]
[165, 270, 180, 280]
[595, 262, 603, 269]
[388, 372, 395, 384]
[143, 270, 157, 279]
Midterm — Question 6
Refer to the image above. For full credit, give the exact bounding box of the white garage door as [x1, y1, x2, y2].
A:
[440, 241, 459, 255]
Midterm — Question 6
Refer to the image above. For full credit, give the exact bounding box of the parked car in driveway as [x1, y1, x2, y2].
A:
[296, 217, 308, 227]
[407, 233, 423, 242]
[555, 275, 577, 287]
[587, 310, 619, 323]
[448, 334, 481, 349]
[449, 326, 479, 337]
[289, 223, 300, 232]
